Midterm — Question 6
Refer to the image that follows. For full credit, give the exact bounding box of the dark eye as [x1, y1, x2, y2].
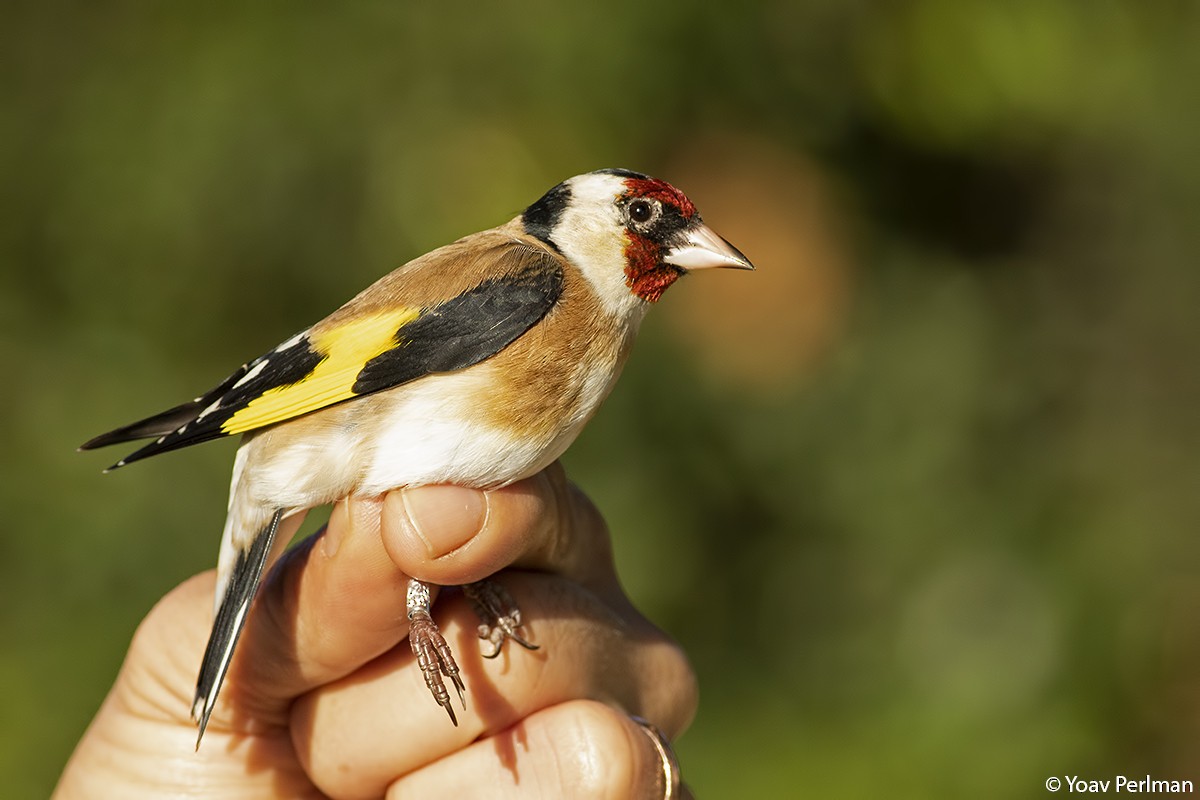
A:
[628, 199, 654, 224]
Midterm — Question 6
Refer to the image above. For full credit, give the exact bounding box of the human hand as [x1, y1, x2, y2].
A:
[55, 463, 697, 799]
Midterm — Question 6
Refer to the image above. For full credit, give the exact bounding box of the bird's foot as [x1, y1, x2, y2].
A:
[462, 579, 540, 659]
[407, 579, 465, 725]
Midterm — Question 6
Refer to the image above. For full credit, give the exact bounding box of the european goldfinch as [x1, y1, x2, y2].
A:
[82, 168, 753, 747]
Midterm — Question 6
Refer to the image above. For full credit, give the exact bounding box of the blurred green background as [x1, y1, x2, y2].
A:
[4, 1, 1198, 796]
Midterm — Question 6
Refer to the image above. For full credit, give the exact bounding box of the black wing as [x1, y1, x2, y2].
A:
[82, 249, 564, 469]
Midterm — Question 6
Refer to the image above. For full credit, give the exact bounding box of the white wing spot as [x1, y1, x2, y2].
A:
[231, 359, 268, 390]
[196, 397, 224, 420]
[277, 330, 308, 351]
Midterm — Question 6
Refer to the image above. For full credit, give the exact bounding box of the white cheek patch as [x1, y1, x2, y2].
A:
[552, 174, 647, 320]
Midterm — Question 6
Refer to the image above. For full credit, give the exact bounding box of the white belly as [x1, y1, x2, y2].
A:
[361, 366, 575, 493]
[241, 368, 576, 507]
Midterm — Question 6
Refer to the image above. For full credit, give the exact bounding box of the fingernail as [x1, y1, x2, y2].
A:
[400, 485, 487, 558]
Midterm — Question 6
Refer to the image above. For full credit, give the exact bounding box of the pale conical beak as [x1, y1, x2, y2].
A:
[663, 223, 755, 271]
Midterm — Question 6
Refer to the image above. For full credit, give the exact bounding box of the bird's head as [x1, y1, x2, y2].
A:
[522, 169, 753, 316]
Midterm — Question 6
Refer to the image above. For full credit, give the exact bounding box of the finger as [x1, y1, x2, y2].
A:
[92, 574, 221, 747]
[230, 467, 600, 715]
[231, 494, 413, 716]
[291, 573, 697, 798]
[58, 574, 319, 796]
[218, 464, 634, 733]
[383, 701, 674, 800]
[380, 462, 620, 594]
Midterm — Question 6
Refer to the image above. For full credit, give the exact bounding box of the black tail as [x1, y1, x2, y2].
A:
[191, 509, 283, 749]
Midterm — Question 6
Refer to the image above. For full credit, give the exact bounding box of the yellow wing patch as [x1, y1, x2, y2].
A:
[221, 307, 421, 434]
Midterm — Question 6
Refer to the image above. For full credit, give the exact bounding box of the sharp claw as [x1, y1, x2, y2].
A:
[452, 672, 466, 708]
[404, 577, 536, 722]
[509, 630, 540, 651]
[464, 579, 538, 658]
[408, 592, 463, 724]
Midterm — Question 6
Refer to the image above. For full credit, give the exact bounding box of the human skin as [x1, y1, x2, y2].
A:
[55, 463, 697, 799]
